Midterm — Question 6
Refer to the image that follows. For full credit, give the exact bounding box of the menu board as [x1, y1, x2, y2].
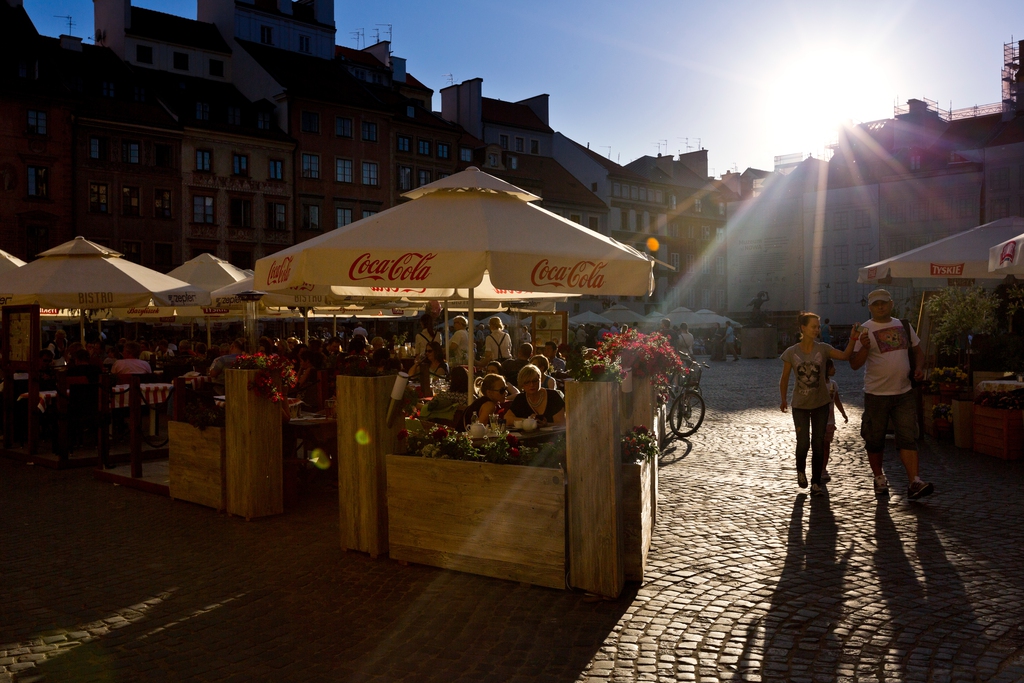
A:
[531, 312, 568, 347]
[2, 305, 40, 371]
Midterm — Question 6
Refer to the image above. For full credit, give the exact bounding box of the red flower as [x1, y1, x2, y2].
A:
[431, 427, 449, 441]
[592, 364, 605, 375]
[510, 447, 520, 459]
[505, 434, 520, 447]
[397, 429, 409, 440]
[633, 425, 649, 435]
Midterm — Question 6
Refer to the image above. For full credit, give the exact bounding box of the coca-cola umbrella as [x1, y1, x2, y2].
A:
[988, 226, 1024, 275]
[858, 217, 1024, 284]
[253, 167, 654, 399]
[0, 237, 210, 342]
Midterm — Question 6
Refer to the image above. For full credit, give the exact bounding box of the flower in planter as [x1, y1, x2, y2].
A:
[599, 330, 685, 397]
[621, 425, 659, 464]
[231, 353, 297, 403]
[932, 403, 953, 421]
[397, 429, 409, 441]
[929, 366, 968, 394]
[975, 387, 1024, 410]
[565, 348, 625, 383]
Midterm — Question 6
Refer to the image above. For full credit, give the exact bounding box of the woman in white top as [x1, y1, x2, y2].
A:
[484, 316, 512, 365]
[448, 316, 470, 367]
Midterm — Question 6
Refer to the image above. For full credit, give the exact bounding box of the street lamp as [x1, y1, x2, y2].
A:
[234, 290, 265, 354]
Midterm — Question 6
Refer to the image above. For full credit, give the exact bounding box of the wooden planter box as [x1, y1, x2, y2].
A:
[622, 458, 653, 582]
[972, 405, 1024, 460]
[337, 375, 397, 558]
[225, 369, 283, 520]
[951, 399, 973, 449]
[386, 455, 566, 589]
[168, 421, 226, 511]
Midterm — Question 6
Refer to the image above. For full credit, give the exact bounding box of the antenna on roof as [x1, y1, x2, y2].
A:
[600, 146, 611, 159]
[372, 28, 379, 44]
[54, 15, 75, 34]
[442, 73, 454, 86]
[376, 24, 393, 44]
[351, 29, 364, 49]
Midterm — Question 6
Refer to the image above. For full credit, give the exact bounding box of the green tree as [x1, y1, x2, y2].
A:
[924, 286, 998, 356]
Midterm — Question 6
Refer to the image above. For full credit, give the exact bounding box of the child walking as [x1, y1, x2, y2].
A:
[821, 358, 848, 483]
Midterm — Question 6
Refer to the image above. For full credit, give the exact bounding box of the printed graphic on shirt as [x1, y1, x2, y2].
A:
[794, 354, 823, 395]
[873, 326, 909, 353]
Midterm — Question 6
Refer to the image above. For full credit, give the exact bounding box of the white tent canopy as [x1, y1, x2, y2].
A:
[569, 310, 614, 325]
[682, 309, 742, 328]
[601, 304, 646, 324]
[859, 217, 1024, 284]
[0, 237, 210, 309]
[167, 253, 249, 292]
[253, 167, 654, 296]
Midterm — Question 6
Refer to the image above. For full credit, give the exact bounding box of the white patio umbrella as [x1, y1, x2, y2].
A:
[601, 304, 646, 325]
[569, 310, 614, 326]
[660, 307, 695, 326]
[859, 217, 1024, 284]
[0, 249, 26, 274]
[168, 253, 251, 347]
[988, 225, 1024, 274]
[253, 167, 654, 400]
[0, 237, 210, 343]
[683, 309, 742, 328]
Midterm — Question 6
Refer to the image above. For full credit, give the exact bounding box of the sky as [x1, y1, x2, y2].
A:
[27, 0, 1022, 176]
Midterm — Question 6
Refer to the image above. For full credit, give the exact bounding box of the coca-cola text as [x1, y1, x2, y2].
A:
[530, 259, 607, 289]
[348, 252, 435, 282]
[266, 257, 293, 286]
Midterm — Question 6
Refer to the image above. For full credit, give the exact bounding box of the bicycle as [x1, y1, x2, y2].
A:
[666, 353, 705, 439]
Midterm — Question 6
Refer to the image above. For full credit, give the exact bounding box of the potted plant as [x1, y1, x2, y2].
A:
[929, 366, 968, 398]
[972, 388, 1024, 460]
[931, 403, 953, 439]
[925, 287, 998, 368]
[168, 395, 227, 511]
[621, 426, 658, 581]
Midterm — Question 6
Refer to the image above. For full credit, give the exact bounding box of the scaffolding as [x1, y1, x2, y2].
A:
[1002, 39, 1019, 115]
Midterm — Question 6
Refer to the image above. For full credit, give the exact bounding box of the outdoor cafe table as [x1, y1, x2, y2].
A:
[18, 382, 175, 436]
[978, 380, 1024, 393]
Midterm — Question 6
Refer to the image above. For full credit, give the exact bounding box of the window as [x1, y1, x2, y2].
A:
[301, 153, 320, 179]
[910, 155, 921, 171]
[395, 135, 411, 153]
[209, 59, 224, 77]
[89, 183, 108, 212]
[719, 202, 725, 215]
[630, 186, 638, 200]
[702, 225, 711, 240]
[834, 282, 850, 304]
[121, 241, 142, 264]
[133, 86, 146, 102]
[642, 211, 650, 231]
[336, 117, 353, 137]
[173, 52, 189, 70]
[362, 210, 377, 219]
[26, 166, 48, 198]
[267, 202, 287, 230]
[122, 186, 140, 216]
[227, 106, 241, 125]
[854, 243, 871, 265]
[102, 81, 115, 97]
[990, 167, 1011, 192]
[716, 227, 724, 241]
[230, 250, 253, 270]
[437, 172, 450, 180]
[122, 141, 140, 164]
[686, 254, 695, 273]
[336, 208, 352, 228]
[509, 155, 518, 170]
[193, 195, 214, 223]
[716, 256, 724, 275]
[417, 170, 431, 187]
[303, 204, 320, 230]
[818, 247, 828, 267]
[717, 290, 726, 311]
[89, 137, 105, 160]
[418, 139, 431, 156]
[569, 214, 582, 224]
[888, 237, 905, 258]
[257, 112, 271, 130]
[702, 290, 710, 308]
[702, 255, 710, 274]
[499, 134, 509, 149]
[460, 147, 473, 162]
[397, 166, 412, 191]
[815, 287, 828, 305]
[530, 139, 539, 154]
[613, 183, 621, 197]
[686, 289, 696, 308]
[687, 225, 695, 239]
[269, 159, 283, 181]
[670, 253, 680, 270]
[195, 102, 209, 120]
[298, 35, 311, 53]
[437, 143, 450, 160]
[515, 137, 524, 152]
[992, 198, 1010, 220]
[589, 216, 599, 231]
[230, 198, 252, 227]
[639, 188, 647, 202]
[628, 210, 636, 231]
[333, 158, 353, 183]
[154, 243, 173, 269]
[834, 245, 849, 266]
[233, 154, 248, 176]
[855, 209, 870, 229]
[301, 111, 320, 133]
[669, 195, 676, 209]
[136, 45, 153, 64]
[487, 153, 499, 167]
[155, 144, 171, 168]
[196, 150, 211, 172]
[362, 162, 378, 186]
[260, 26, 273, 45]
[834, 211, 849, 230]
[694, 198, 702, 213]
[406, 105, 415, 118]
[155, 189, 172, 219]
[361, 121, 377, 141]
[27, 110, 46, 135]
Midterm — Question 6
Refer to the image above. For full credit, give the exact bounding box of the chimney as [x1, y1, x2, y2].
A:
[60, 34, 83, 51]
[277, 0, 293, 15]
[676, 149, 709, 179]
[92, 0, 130, 58]
[517, 94, 549, 127]
[313, 0, 334, 26]
[907, 98, 929, 116]
[391, 55, 406, 83]
[364, 40, 390, 67]
[441, 78, 483, 139]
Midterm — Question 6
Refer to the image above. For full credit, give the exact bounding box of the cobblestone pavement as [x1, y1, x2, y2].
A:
[2, 360, 1024, 682]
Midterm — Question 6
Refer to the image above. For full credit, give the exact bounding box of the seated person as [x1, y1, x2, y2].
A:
[529, 354, 558, 390]
[208, 339, 245, 389]
[484, 361, 519, 397]
[465, 373, 510, 427]
[410, 341, 449, 383]
[501, 343, 533, 389]
[505, 364, 565, 427]
[291, 349, 324, 411]
[421, 366, 471, 423]
[110, 342, 152, 375]
[66, 348, 101, 382]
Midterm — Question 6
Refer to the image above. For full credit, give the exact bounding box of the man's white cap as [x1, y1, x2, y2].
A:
[867, 288, 892, 305]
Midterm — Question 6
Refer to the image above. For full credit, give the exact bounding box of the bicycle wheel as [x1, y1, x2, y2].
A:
[669, 391, 705, 438]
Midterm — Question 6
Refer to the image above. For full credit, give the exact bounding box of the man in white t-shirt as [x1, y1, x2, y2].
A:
[110, 342, 152, 375]
[448, 316, 470, 366]
[850, 288, 933, 500]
